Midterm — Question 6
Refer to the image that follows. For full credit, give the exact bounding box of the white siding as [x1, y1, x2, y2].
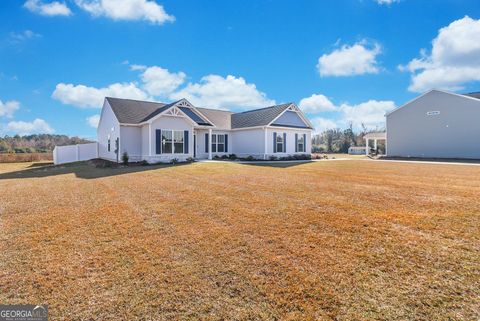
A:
[97, 100, 120, 162]
[231, 128, 265, 158]
[196, 129, 232, 159]
[120, 125, 142, 161]
[266, 127, 311, 155]
[387, 90, 480, 159]
[141, 125, 149, 157]
[145, 115, 194, 163]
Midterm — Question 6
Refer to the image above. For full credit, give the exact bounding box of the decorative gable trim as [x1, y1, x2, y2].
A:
[267, 103, 314, 129]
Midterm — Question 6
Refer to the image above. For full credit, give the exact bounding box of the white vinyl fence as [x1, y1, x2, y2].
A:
[53, 142, 98, 165]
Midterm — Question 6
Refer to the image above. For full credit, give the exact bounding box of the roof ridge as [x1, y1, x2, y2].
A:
[234, 103, 291, 115]
[106, 96, 167, 105]
[195, 106, 234, 113]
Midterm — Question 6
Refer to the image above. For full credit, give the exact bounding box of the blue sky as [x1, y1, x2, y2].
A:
[1, 0, 479, 138]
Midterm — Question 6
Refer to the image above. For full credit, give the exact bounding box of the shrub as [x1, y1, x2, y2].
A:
[221, 154, 229, 159]
[228, 154, 237, 160]
[245, 155, 255, 161]
[213, 155, 221, 160]
[171, 158, 179, 165]
[269, 155, 277, 161]
[121, 152, 129, 165]
[186, 157, 195, 163]
[140, 160, 149, 166]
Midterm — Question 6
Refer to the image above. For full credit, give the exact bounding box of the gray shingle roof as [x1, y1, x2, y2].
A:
[106, 97, 306, 130]
[195, 107, 233, 129]
[231, 103, 292, 129]
[106, 97, 212, 125]
[106, 97, 168, 123]
[464, 92, 480, 100]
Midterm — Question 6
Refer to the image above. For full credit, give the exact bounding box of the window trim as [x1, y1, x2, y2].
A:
[211, 134, 227, 153]
[297, 134, 305, 153]
[161, 129, 186, 154]
[276, 133, 284, 153]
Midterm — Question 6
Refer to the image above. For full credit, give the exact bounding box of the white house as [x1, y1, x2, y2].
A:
[386, 89, 480, 159]
[95, 97, 313, 163]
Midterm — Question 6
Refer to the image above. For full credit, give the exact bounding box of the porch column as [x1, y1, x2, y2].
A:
[374, 139, 378, 154]
[148, 123, 152, 156]
[264, 127, 268, 160]
[208, 128, 212, 160]
[365, 139, 369, 155]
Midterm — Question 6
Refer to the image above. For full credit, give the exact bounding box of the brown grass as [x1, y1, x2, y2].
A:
[0, 152, 52, 163]
[0, 160, 479, 320]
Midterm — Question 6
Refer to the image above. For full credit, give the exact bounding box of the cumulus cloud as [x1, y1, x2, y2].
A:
[339, 100, 395, 129]
[52, 82, 149, 108]
[0, 100, 20, 118]
[87, 114, 100, 128]
[74, 0, 175, 24]
[401, 16, 480, 92]
[375, 0, 400, 5]
[299, 94, 336, 113]
[298, 93, 395, 130]
[24, 0, 72, 16]
[139, 66, 186, 96]
[6, 118, 54, 135]
[170, 75, 275, 109]
[311, 117, 338, 133]
[317, 41, 382, 77]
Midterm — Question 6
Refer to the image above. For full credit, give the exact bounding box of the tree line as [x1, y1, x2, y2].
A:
[0, 134, 92, 153]
[312, 124, 384, 153]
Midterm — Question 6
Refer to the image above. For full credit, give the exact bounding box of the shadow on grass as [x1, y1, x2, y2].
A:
[0, 160, 192, 180]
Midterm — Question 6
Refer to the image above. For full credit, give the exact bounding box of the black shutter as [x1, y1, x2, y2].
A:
[295, 133, 298, 152]
[156, 129, 161, 154]
[283, 133, 287, 153]
[303, 133, 307, 152]
[184, 130, 189, 154]
[205, 133, 209, 153]
[273, 132, 277, 153]
[224, 134, 228, 153]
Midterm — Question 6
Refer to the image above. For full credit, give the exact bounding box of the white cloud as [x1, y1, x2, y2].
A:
[299, 94, 336, 113]
[170, 74, 275, 109]
[0, 100, 20, 118]
[375, 0, 400, 5]
[87, 114, 100, 128]
[130, 64, 146, 71]
[52, 82, 149, 108]
[139, 66, 186, 96]
[339, 100, 395, 129]
[311, 117, 338, 133]
[402, 16, 480, 92]
[24, 0, 72, 16]
[74, 0, 175, 24]
[8, 30, 41, 44]
[6, 118, 54, 135]
[317, 41, 382, 77]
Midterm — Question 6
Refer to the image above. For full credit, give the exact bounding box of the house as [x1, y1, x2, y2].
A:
[386, 89, 480, 159]
[97, 97, 313, 163]
[348, 146, 367, 155]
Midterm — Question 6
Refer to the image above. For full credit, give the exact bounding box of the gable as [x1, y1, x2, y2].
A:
[387, 90, 480, 119]
[271, 110, 310, 128]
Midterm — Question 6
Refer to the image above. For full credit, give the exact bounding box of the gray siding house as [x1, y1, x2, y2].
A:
[97, 97, 313, 163]
[386, 89, 480, 159]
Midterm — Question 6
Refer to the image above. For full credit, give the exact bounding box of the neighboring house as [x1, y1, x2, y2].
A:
[97, 97, 313, 163]
[348, 146, 367, 155]
[386, 89, 480, 159]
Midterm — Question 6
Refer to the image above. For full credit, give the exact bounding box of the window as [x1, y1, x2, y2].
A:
[162, 131, 172, 154]
[211, 134, 227, 153]
[211, 134, 217, 153]
[297, 134, 305, 152]
[276, 134, 284, 153]
[174, 131, 184, 154]
[161, 130, 185, 154]
[217, 134, 225, 153]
